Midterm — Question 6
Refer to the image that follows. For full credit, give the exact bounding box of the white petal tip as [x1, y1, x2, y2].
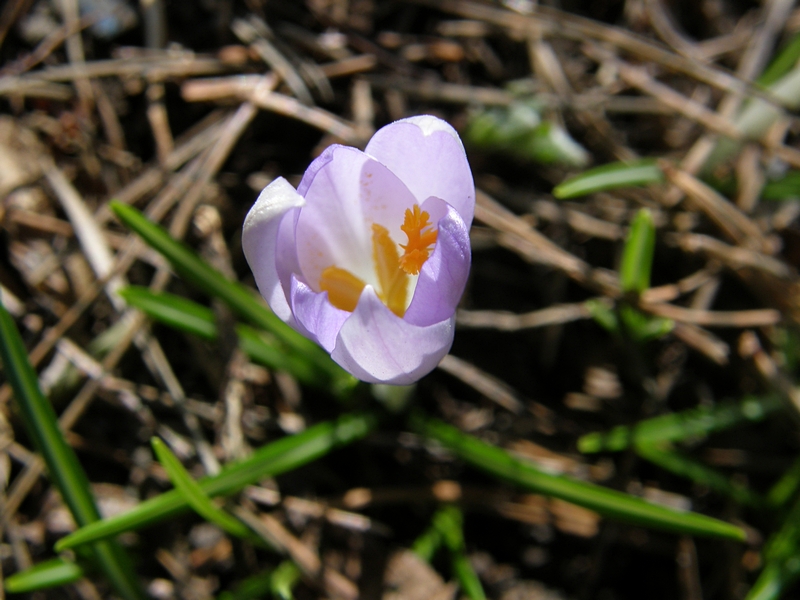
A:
[400, 115, 462, 145]
[243, 177, 305, 234]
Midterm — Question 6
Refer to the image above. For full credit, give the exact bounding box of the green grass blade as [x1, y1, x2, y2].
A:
[118, 286, 327, 388]
[584, 298, 620, 334]
[118, 287, 217, 340]
[412, 524, 443, 562]
[412, 414, 746, 540]
[758, 32, 800, 87]
[466, 102, 541, 148]
[578, 394, 783, 453]
[236, 325, 329, 388]
[466, 100, 589, 167]
[56, 412, 377, 550]
[4, 558, 84, 593]
[635, 443, 762, 507]
[270, 560, 302, 600]
[0, 297, 145, 600]
[109, 202, 346, 386]
[620, 209, 655, 294]
[618, 305, 674, 342]
[619, 208, 675, 342]
[745, 560, 800, 600]
[553, 159, 664, 199]
[217, 561, 301, 600]
[764, 494, 800, 563]
[774, 327, 800, 372]
[767, 457, 800, 509]
[434, 506, 486, 600]
[704, 64, 800, 172]
[762, 171, 800, 201]
[746, 495, 800, 599]
[151, 437, 253, 539]
[451, 553, 485, 600]
[523, 121, 590, 168]
[218, 569, 276, 600]
[0, 299, 98, 525]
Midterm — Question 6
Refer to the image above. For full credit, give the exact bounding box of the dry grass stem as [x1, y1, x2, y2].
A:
[248, 86, 362, 143]
[0, 54, 227, 92]
[671, 323, 730, 365]
[740, 330, 800, 416]
[146, 84, 174, 166]
[409, 0, 762, 99]
[641, 268, 719, 304]
[231, 17, 314, 106]
[640, 303, 781, 327]
[438, 354, 524, 413]
[531, 200, 624, 240]
[663, 165, 767, 249]
[476, 190, 621, 296]
[233, 507, 359, 600]
[668, 232, 792, 279]
[615, 62, 741, 140]
[457, 303, 592, 330]
[168, 102, 258, 239]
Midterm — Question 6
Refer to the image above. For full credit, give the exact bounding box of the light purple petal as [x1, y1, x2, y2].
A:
[404, 198, 471, 327]
[365, 116, 475, 226]
[359, 157, 419, 243]
[289, 276, 350, 352]
[242, 177, 305, 322]
[296, 144, 338, 196]
[294, 145, 418, 289]
[331, 286, 454, 385]
[294, 146, 372, 287]
[274, 206, 302, 302]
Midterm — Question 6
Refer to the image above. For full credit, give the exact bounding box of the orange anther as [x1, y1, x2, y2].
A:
[399, 205, 438, 275]
[319, 266, 366, 312]
[372, 224, 408, 317]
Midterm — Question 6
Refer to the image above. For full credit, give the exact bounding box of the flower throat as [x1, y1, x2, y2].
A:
[319, 205, 437, 317]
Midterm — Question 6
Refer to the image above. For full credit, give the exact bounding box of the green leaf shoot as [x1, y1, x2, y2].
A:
[553, 160, 664, 199]
[413, 414, 747, 541]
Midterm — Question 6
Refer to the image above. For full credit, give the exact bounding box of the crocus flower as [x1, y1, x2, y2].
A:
[243, 115, 474, 384]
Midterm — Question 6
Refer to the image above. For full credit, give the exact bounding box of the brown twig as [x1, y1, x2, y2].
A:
[667, 232, 792, 279]
[234, 507, 359, 600]
[437, 354, 525, 413]
[640, 303, 781, 328]
[457, 303, 592, 331]
[671, 323, 729, 365]
[475, 189, 621, 296]
[662, 164, 767, 249]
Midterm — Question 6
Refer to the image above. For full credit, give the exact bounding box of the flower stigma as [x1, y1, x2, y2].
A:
[400, 204, 438, 275]
[318, 204, 438, 317]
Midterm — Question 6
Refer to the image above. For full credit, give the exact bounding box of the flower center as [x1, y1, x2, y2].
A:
[318, 205, 438, 317]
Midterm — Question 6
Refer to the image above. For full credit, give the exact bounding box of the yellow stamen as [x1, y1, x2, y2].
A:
[319, 266, 366, 312]
[318, 205, 437, 316]
[372, 224, 408, 317]
[399, 205, 438, 275]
